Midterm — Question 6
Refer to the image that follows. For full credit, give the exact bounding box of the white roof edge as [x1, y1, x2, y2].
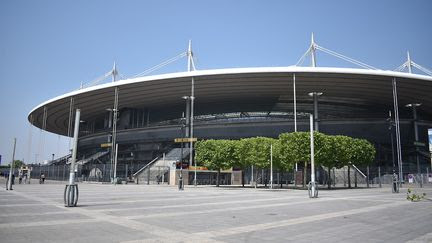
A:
[28, 66, 432, 117]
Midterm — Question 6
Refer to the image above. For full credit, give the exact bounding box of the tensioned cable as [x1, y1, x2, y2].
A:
[412, 62, 432, 76]
[394, 63, 407, 72]
[295, 43, 377, 70]
[81, 70, 113, 89]
[132, 52, 187, 78]
[295, 46, 312, 66]
[315, 45, 377, 70]
[394, 61, 432, 76]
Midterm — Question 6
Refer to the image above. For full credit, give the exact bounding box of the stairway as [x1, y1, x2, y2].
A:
[66, 151, 109, 165]
[133, 148, 189, 184]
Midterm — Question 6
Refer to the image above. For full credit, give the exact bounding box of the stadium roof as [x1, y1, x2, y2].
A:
[29, 66, 432, 136]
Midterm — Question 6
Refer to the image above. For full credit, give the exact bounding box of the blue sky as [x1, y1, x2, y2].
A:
[0, 0, 431, 165]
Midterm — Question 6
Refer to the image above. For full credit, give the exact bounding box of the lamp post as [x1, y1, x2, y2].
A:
[181, 95, 197, 186]
[308, 92, 323, 132]
[308, 114, 318, 198]
[388, 111, 400, 193]
[270, 144, 273, 189]
[106, 107, 118, 183]
[6, 138, 17, 191]
[110, 87, 119, 183]
[190, 96, 196, 186]
[406, 103, 422, 187]
[65, 109, 80, 207]
[178, 110, 186, 191]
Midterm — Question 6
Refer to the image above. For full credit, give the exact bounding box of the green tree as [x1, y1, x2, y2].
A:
[311, 133, 335, 189]
[350, 138, 376, 167]
[279, 131, 326, 187]
[12, 160, 25, 168]
[195, 139, 235, 187]
[237, 137, 274, 186]
[233, 139, 250, 187]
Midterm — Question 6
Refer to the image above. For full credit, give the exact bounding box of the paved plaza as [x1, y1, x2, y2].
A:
[1, 179, 431, 243]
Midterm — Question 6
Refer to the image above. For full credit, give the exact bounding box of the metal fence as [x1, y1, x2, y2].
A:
[2, 162, 148, 183]
[2, 163, 431, 188]
[241, 164, 432, 188]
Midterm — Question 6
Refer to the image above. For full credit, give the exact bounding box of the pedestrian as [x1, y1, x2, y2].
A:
[40, 173, 45, 184]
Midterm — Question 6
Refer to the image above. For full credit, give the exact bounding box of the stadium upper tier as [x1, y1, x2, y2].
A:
[29, 66, 432, 136]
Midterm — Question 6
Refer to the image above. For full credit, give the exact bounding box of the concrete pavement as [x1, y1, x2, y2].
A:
[1, 179, 431, 242]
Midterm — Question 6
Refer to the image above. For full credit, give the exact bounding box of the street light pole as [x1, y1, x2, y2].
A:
[308, 92, 323, 132]
[111, 87, 119, 183]
[293, 73, 298, 173]
[187, 40, 196, 186]
[113, 143, 118, 183]
[392, 78, 403, 187]
[270, 144, 273, 189]
[7, 138, 17, 191]
[65, 109, 80, 207]
[388, 111, 397, 172]
[309, 114, 318, 198]
[406, 103, 422, 187]
[179, 112, 185, 191]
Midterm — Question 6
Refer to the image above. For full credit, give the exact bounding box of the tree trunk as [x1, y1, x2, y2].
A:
[303, 161, 307, 188]
[255, 169, 258, 188]
[216, 168, 220, 187]
[280, 171, 283, 188]
[348, 166, 351, 188]
[241, 167, 245, 187]
[327, 167, 331, 189]
[264, 169, 268, 187]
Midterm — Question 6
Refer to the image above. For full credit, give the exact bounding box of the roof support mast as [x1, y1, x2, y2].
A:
[310, 33, 317, 67]
[407, 51, 412, 74]
[187, 40, 197, 186]
[112, 62, 118, 82]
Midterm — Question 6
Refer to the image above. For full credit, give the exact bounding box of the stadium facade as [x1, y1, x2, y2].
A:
[28, 39, 432, 184]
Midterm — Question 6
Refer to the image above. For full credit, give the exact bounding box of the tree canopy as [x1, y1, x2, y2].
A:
[194, 133, 376, 186]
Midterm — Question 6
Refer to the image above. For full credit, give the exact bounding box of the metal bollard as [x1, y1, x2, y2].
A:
[378, 166, 382, 188]
[64, 184, 79, 207]
[178, 177, 184, 190]
[308, 181, 318, 198]
[367, 166, 370, 188]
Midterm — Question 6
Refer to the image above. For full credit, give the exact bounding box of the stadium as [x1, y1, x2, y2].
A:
[27, 38, 432, 185]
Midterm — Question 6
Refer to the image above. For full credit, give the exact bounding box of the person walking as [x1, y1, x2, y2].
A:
[40, 173, 45, 184]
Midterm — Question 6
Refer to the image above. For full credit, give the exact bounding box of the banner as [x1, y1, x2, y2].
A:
[429, 129, 432, 152]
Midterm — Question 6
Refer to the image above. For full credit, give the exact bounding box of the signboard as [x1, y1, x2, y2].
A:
[100, 143, 112, 148]
[429, 129, 432, 152]
[174, 138, 197, 143]
[188, 166, 208, 171]
[413, 141, 425, 147]
[408, 174, 414, 183]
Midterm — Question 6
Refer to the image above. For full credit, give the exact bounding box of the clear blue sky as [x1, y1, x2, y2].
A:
[0, 0, 431, 165]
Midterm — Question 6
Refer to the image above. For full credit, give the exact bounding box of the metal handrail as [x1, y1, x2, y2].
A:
[132, 157, 159, 177]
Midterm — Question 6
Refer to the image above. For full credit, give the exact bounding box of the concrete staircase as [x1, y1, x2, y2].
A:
[331, 165, 367, 186]
[133, 148, 189, 184]
[66, 151, 109, 165]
